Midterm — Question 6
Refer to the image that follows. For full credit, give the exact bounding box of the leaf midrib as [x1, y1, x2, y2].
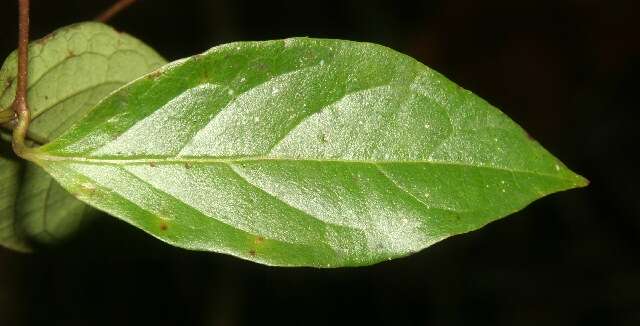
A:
[31, 152, 574, 182]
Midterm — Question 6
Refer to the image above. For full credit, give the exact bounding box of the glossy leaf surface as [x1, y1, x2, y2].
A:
[0, 22, 166, 251]
[30, 38, 587, 266]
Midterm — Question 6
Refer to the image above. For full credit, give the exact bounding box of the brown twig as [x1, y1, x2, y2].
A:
[12, 0, 31, 157]
[96, 0, 137, 23]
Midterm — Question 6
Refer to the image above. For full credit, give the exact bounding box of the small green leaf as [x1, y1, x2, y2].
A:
[29, 38, 587, 267]
[0, 22, 167, 251]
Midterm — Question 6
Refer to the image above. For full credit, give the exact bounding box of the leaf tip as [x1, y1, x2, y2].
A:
[574, 173, 590, 188]
[560, 167, 589, 190]
[551, 160, 589, 190]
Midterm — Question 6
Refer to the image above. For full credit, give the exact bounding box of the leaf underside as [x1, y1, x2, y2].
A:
[0, 144, 27, 252]
[0, 21, 167, 142]
[0, 22, 166, 251]
[30, 38, 587, 267]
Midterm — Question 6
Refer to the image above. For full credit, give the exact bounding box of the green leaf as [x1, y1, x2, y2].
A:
[16, 161, 96, 244]
[0, 139, 29, 252]
[0, 22, 167, 251]
[0, 133, 92, 251]
[0, 21, 167, 142]
[28, 38, 587, 267]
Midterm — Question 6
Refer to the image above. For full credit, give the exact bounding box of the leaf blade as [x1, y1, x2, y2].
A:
[0, 21, 166, 142]
[16, 162, 96, 244]
[30, 38, 586, 266]
[0, 143, 30, 252]
[0, 22, 167, 251]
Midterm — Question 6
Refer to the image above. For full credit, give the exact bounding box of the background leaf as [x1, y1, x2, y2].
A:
[0, 21, 167, 142]
[0, 22, 167, 251]
[30, 38, 587, 267]
[16, 162, 94, 244]
[0, 138, 29, 252]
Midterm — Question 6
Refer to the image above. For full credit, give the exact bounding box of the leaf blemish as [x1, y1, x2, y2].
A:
[184, 162, 192, 169]
[256, 62, 268, 71]
[36, 32, 54, 45]
[525, 131, 536, 141]
[159, 222, 168, 231]
[249, 249, 257, 256]
[149, 162, 157, 167]
[147, 70, 162, 80]
[3, 77, 14, 92]
[254, 236, 265, 244]
[76, 182, 96, 197]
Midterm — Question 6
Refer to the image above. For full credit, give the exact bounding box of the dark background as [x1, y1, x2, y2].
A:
[0, 0, 638, 325]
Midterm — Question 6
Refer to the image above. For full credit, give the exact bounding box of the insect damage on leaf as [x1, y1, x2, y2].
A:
[24, 38, 587, 267]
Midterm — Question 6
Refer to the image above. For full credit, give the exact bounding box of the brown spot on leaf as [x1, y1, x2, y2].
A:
[248, 249, 256, 256]
[147, 70, 162, 80]
[67, 50, 76, 58]
[80, 183, 96, 193]
[159, 222, 168, 231]
[74, 182, 97, 198]
[184, 162, 192, 169]
[526, 132, 536, 141]
[2, 77, 15, 93]
[36, 32, 54, 45]
[256, 63, 268, 71]
[255, 236, 265, 244]
[149, 162, 157, 167]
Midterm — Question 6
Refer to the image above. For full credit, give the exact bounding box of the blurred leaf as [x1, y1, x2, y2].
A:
[29, 38, 587, 266]
[0, 22, 167, 251]
[16, 162, 95, 244]
[0, 138, 28, 252]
